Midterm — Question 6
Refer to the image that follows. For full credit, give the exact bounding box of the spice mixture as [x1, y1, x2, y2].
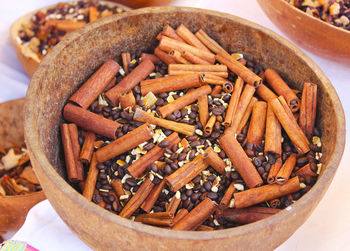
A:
[60, 24, 322, 230]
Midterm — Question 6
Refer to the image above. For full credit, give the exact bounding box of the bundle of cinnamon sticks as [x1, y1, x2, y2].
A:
[59, 24, 322, 230]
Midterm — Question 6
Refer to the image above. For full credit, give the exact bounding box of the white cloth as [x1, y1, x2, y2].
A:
[1, 0, 349, 250]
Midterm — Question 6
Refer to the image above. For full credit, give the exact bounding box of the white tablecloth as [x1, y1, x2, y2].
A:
[1, 0, 349, 250]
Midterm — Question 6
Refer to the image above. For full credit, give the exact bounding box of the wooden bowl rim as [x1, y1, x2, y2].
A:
[0, 190, 45, 199]
[9, 0, 131, 64]
[25, 6, 346, 240]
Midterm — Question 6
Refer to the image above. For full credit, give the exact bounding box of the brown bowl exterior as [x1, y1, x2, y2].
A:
[10, 1, 131, 78]
[0, 98, 45, 231]
[24, 7, 345, 250]
[109, 0, 174, 8]
[258, 0, 350, 64]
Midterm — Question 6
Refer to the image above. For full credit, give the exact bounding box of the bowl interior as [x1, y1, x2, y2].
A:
[24, 6, 345, 249]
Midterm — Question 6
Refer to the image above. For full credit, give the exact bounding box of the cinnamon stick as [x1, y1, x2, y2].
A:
[265, 68, 301, 112]
[79, 131, 96, 164]
[196, 225, 214, 231]
[119, 91, 136, 109]
[299, 82, 317, 139]
[141, 179, 166, 213]
[173, 209, 189, 225]
[269, 97, 310, 154]
[267, 157, 282, 184]
[176, 24, 211, 52]
[220, 182, 236, 208]
[199, 74, 234, 93]
[166, 191, 181, 215]
[197, 95, 209, 127]
[276, 153, 297, 184]
[121, 52, 131, 73]
[105, 59, 155, 106]
[158, 85, 212, 118]
[224, 77, 244, 127]
[195, 29, 227, 54]
[169, 64, 227, 73]
[169, 50, 191, 64]
[96, 123, 154, 163]
[111, 179, 125, 198]
[204, 115, 216, 134]
[264, 103, 282, 157]
[89, 6, 98, 22]
[45, 19, 86, 32]
[169, 70, 228, 78]
[211, 85, 223, 95]
[63, 103, 121, 139]
[295, 163, 318, 178]
[256, 83, 278, 102]
[162, 25, 186, 43]
[172, 198, 216, 230]
[69, 60, 120, 109]
[82, 153, 98, 201]
[226, 84, 256, 134]
[246, 101, 267, 146]
[133, 109, 195, 136]
[166, 154, 208, 192]
[135, 211, 174, 227]
[119, 178, 154, 218]
[268, 199, 281, 208]
[233, 176, 300, 208]
[67, 123, 84, 181]
[182, 50, 212, 65]
[159, 36, 216, 64]
[140, 53, 161, 65]
[104, 76, 117, 92]
[154, 47, 177, 65]
[141, 74, 201, 96]
[219, 132, 263, 188]
[203, 146, 226, 175]
[221, 207, 281, 224]
[216, 52, 262, 87]
[127, 132, 181, 178]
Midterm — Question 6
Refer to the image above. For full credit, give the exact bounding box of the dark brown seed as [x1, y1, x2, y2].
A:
[297, 156, 308, 166]
[163, 165, 172, 175]
[92, 194, 101, 204]
[166, 114, 176, 121]
[190, 140, 201, 147]
[257, 167, 265, 175]
[186, 189, 193, 197]
[156, 98, 164, 106]
[171, 153, 179, 160]
[143, 142, 155, 151]
[170, 163, 178, 170]
[212, 106, 225, 116]
[126, 178, 137, 187]
[192, 175, 201, 184]
[191, 104, 199, 112]
[190, 193, 200, 203]
[187, 136, 198, 141]
[207, 192, 218, 200]
[178, 153, 187, 161]
[181, 193, 188, 201]
[254, 157, 262, 167]
[159, 140, 170, 148]
[189, 150, 196, 160]
[204, 181, 212, 191]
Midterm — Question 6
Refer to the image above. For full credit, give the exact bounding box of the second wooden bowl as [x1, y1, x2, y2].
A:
[24, 7, 345, 250]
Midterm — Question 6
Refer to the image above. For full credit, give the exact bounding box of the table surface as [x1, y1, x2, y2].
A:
[1, 0, 349, 250]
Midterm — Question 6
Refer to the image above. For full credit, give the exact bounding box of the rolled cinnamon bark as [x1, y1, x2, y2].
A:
[140, 53, 161, 64]
[119, 178, 154, 218]
[196, 225, 214, 231]
[203, 146, 226, 175]
[267, 157, 282, 184]
[111, 179, 125, 198]
[45, 19, 86, 32]
[162, 24, 186, 43]
[246, 101, 267, 146]
[295, 163, 318, 178]
[269, 97, 310, 154]
[199, 74, 233, 93]
[127, 132, 180, 178]
[141, 179, 166, 213]
[135, 212, 174, 227]
[276, 153, 297, 184]
[172, 198, 216, 230]
[166, 154, 208, 192]
[221, 207, 281, 224]
[198, 95, 209, 127]
[195, 29, 227, 54]
[220, 182, 236, 208]
[219, 132, 263, 188]
[216, 52, 262, 87]
[104, 76, 117, 92]
[105, 59, 155, 106]
[158, 85, 212, 118]
[182, 50, 212, 65]
[169, 50, 191, 64]
[141, 74, 201, 96]
[299, 82, 317, 139]
[89, 6, 98, 22]
[122, 52, 131, 73]
[82, 153, 98, 201]
[268, 199, 281, 208]
[67, 123, 84, 181]
[256, 83, 278, 102]
[211, 86, 223, 95]
[233, 176, 300, 208]
[204, 115, 216, 134]
[79, 131, 96, 164]
[95, 123, 154, 163]
[133, 109, 195, 136]
[264, 103, 282, 157]
[119, 91, 136, 109]
[236, 97, 258, 135]
[265, 68, 301, 112]
[63, 103, 121, 139]
[173, 209, 189, 226]
[169, 64, 227, 73]
[225, 84, 256, 134]
[224, 77, 244, 127]
[166, 191, 181, 215]
[69, 60, 120, 109]
[176, 24, 211, 52]
[159, 36, 216, 64]
[61, 123, 80, 182]
[154, 47, 177, 65]
[169, 70, 228, 78]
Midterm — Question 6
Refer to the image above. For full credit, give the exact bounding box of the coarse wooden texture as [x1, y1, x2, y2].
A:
[0, 98, 45, 231]
[257, 0, 350, 64]
[24, 7, 345, 251]
[9, 1, 131, 77]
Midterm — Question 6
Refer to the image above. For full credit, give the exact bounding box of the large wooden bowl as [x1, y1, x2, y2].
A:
[0, 98, 45, 231]
[257, 0, 350, 64]
[10, 1, 130, 78]
[109, 0, 174, 8]
[24, 7, 345, 250]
